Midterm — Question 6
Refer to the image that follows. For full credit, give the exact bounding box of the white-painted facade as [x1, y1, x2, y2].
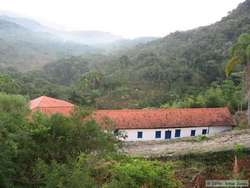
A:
[119, 126, 232, 141]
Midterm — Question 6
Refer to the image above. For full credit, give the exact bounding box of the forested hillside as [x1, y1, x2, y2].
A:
[66, 0, 249, 109]
[0, 0, 249, 109]
[93, 0, 250, 108]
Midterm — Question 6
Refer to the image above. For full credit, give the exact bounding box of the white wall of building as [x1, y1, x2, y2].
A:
[119, 126, 231, 141]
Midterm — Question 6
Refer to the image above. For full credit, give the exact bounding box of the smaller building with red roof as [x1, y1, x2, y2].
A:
[30, 96, 74, 116]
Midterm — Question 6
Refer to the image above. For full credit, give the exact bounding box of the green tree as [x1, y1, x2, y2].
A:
[70, 71, 104, 105]
[102, 159, 181, 188]
[0, 93, 29, 187]
[233, 144, 247, 178]
[36, 154, 97, 188]
[0, 74, 20, 94]
[225, 33, 250, 125]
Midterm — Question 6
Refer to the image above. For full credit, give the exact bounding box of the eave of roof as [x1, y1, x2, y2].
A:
[94, 107, 235, 129]
[29, 96, 75, 116]
[30, 96, 74, 109]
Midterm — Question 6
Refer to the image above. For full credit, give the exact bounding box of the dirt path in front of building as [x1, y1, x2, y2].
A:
[123, 129, 250, 158]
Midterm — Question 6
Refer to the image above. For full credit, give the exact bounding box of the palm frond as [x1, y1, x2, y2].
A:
[238, 33, 250, 45]
[246, 44, 250, 61]
[225, 56, 242, 77]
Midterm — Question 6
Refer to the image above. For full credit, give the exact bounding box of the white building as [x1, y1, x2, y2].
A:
[94, 108, 235, 141]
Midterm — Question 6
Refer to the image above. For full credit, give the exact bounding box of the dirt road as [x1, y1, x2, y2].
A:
[123, 129, 250, 158]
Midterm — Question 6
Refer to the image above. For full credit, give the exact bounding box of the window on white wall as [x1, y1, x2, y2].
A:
[165, 130, 171, 139]
[113, 129, 119, 136]
[155, 131, 161, 138]
[137, 131, 143, 138]
[202, 129, 207, 135]
[175, 129, 181, 137]
[191, 130, 196, 136]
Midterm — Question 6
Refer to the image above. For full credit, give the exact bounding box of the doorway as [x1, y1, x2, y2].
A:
[165, 130, 171, 139]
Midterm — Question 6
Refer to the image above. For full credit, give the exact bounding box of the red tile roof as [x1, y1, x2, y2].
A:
[30, 96, 74, 116]
[94, 108, 235, 129]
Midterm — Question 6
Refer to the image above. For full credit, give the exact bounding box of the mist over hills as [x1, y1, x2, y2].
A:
[0, 15, 50, 32]
[0, 16, 97, 71]
[0, 13, 157, 71]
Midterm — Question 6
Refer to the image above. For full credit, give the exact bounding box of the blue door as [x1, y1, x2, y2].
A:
[165, 130, 171, 139]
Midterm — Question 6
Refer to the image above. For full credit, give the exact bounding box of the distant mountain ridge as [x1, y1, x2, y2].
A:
[0, 15, 49, 32]
[0, 13, 124, 44]
[0, 16, 97, 71]
[0, 12, 157, 46]
[0, 12, 158, 71]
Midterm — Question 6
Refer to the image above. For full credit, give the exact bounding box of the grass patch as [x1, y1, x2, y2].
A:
[183, 135, 210, 143]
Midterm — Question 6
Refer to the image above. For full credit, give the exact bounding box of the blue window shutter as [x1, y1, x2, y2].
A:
[175, 129, 181, 137]
[155, 131, 161, 138]
[165, 130, 171, 139]
[137, 131, 143, 138]
[202, 129, 207, 135]
[191, 130, 196, 136]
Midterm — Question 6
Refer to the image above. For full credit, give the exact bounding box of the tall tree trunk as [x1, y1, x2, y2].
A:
[246, 63, 250, 126]
[248, 99, 250, 126]
[233, 154, 240, 178]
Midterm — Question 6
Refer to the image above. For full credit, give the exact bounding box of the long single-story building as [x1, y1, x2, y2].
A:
[30, 96, 235, 141]
[94, 108, 235, 141]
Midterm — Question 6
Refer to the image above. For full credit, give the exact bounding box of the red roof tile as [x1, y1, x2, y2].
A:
[94, 108, 235, 129]
[30, 96, 74, 116]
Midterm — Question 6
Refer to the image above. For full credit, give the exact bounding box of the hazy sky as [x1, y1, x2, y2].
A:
[0, 0, 245, 38]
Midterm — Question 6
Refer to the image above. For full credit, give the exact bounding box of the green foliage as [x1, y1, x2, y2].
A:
[0, 94, 116, 187]
[0, 93, 180, 187]
[0, 93, 28, 115]
[196, 135, 209, 142]
[102, 159, 181, 188]
[35, 156, 181, 188]
[235, 121, 248, 130]
[28, 112, 118, 162]
[234, 144, 247, 159]
[0, 74, 20, 94]
[226, 33, 250, 76]
[0, 93, 29, 187]
[205, 87, 226, 107]
[70, 71, 105, 105]
[43, 57, 90, 86]
[37, 155, 96, 188]
[161, 79, 244, 111]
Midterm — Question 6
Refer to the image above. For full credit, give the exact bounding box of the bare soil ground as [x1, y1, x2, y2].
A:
[123, 129, 250, 158]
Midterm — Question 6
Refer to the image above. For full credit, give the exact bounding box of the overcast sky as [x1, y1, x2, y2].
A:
[0, 0, 245, 38]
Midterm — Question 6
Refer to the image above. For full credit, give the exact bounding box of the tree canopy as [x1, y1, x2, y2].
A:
[0, 93, 180, 187]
